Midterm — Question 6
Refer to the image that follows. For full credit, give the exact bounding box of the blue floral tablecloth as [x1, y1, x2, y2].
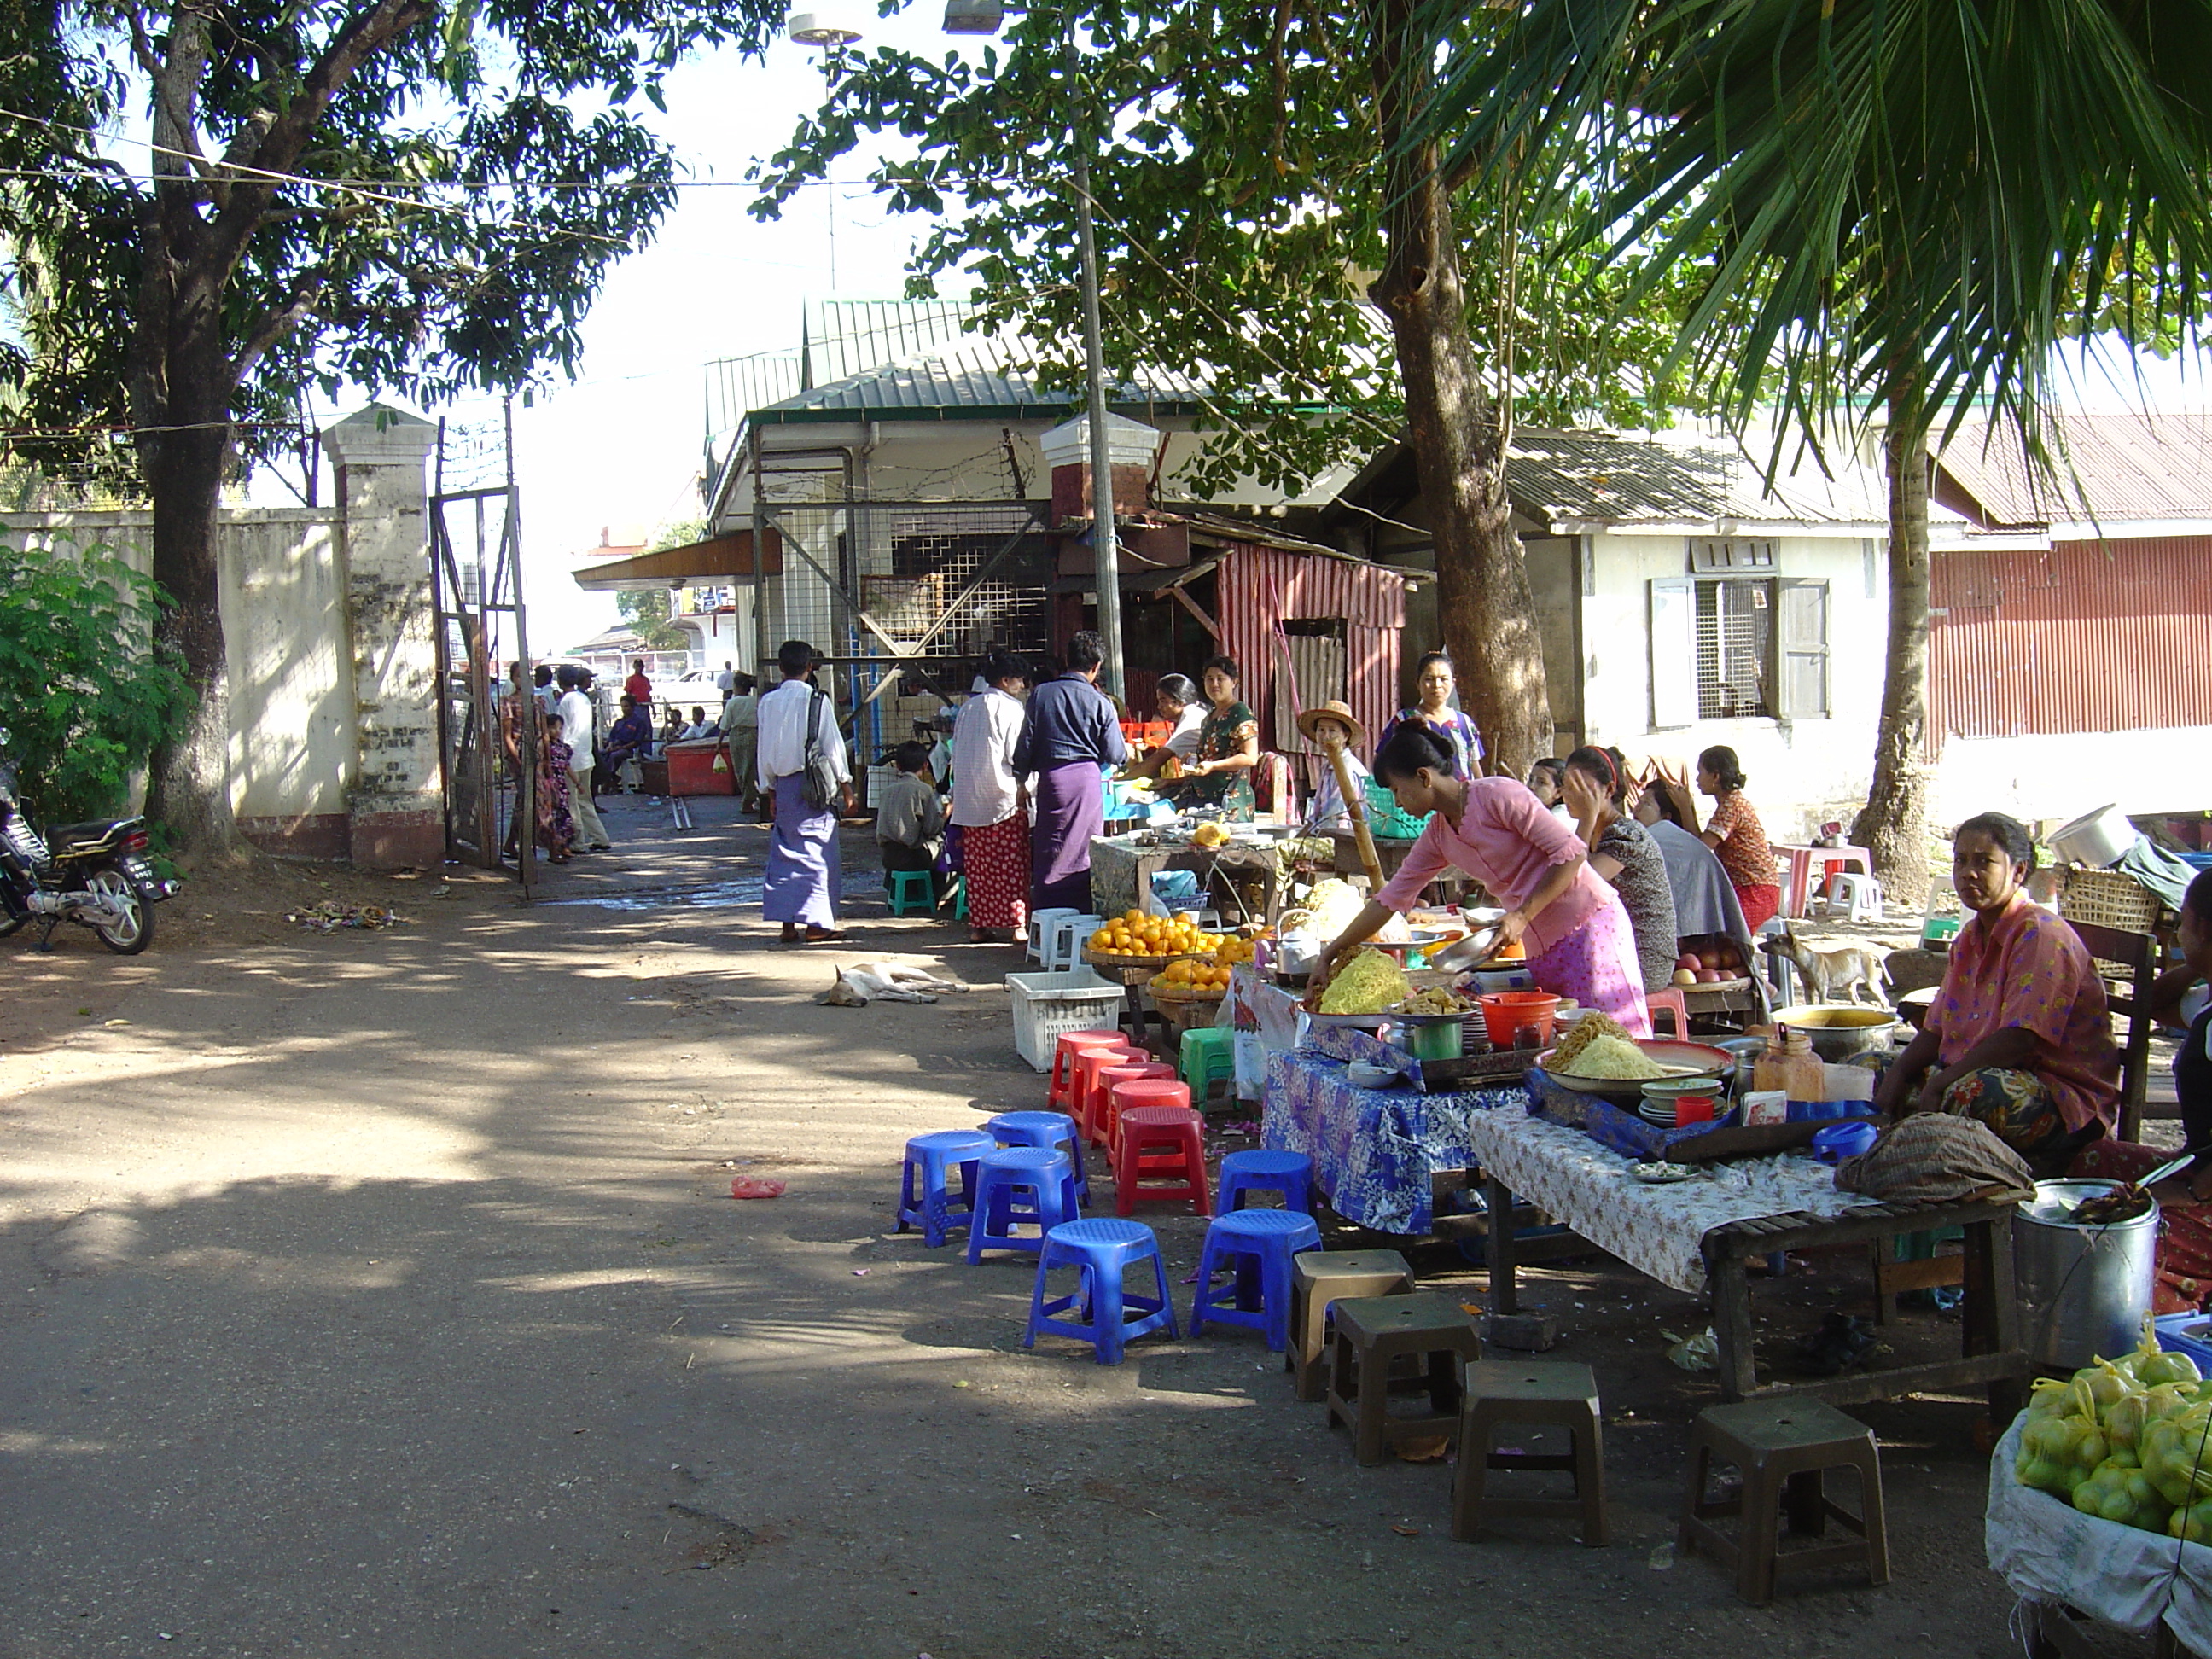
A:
[1261, 1027, 1523, 1235]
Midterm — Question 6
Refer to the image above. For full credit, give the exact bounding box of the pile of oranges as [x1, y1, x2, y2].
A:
[1156, 956, 1233, 996]
[1211, 934, 1257, 969]
[1090, 910, 1217, 960]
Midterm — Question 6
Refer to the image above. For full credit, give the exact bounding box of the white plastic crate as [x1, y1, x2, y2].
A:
[1005, 968, 1126, 1072]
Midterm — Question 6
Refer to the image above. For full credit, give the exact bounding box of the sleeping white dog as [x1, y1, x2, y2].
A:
[818, 961, 972, 1006]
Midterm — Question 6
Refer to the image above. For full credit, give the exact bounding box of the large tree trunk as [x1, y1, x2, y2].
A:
[141, 417, 239, 852]
[1365, 0, 1552, 779]
[1849, 406, 1932, 906]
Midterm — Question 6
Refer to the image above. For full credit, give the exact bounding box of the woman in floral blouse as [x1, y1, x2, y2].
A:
[1168, 655, 1260, 820]
[1696, 745, 1782, 928]
[1873, 812, 2119, 1171]
[1376, 652, 1485, 780]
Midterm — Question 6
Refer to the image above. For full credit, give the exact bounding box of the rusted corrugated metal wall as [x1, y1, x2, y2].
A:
[1218, 546, 1405, 761]
[1929, 537, 2212, 746]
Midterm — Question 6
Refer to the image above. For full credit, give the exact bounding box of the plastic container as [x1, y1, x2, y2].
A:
[2155, 1311, 2212, 1375]
[1813, 1121, 1880, 1164]
[1477, 991, 1560, 1050]
[666, 739, 736, 797]
[2015, 1180, 2161, 1371]
[1361, 780, 1431, 840]
[1004, 968, 1129, 1072]
[1754, 1027, 1824, 1102]
[1471, 968, 1537, 994]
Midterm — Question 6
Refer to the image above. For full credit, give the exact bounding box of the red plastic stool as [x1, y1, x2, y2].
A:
[1115, 1097, 1211, 1217]
[1071, 1043, 1144, 1142]
[1051, 1031, 1134, 1114]
[1645, 988, 1690, 1040]
[1091, 1060, 1177, 1148]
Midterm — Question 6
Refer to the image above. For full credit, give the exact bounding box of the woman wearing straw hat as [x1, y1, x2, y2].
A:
[1295, 700, 1373, 834]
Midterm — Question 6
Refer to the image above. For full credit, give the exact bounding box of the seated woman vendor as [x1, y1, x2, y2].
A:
[1119, 674, 1205, 782]
[2149, 871, 2212, 1195]
[1873, 812, 2120, 1172]
[1308, 725, 1654, 1036]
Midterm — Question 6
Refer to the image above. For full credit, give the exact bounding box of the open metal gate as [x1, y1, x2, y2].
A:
[429, 482, 537, 892]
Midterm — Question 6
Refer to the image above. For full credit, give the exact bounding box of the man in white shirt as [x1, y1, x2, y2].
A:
[556, 667, 613, 851]
[950, 649, 1030, 943]
[714, 661, 735, 694]
[755, 639, 852, 943]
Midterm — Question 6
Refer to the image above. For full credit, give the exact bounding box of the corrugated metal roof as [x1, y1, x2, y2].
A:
[802, 299, 980, 387]
[1507, 427, 1891, 528]
[1936, 410, 2212, 527]
[756, 333, 1208, 421]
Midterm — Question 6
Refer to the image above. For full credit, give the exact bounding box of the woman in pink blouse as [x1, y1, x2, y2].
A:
[1310, 725, 1653, 1036]
[1873, 812, 2119, 1170]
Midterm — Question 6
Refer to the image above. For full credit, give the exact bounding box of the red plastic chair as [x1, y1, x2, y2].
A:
[1114, 1091, 1210, 1217]
[1091, 1060, 1177, 1148]
[1071, 1042, 1144, 1138]
[1051, 1031, 1134, 1114]
[1645, 988, 1690, 1040]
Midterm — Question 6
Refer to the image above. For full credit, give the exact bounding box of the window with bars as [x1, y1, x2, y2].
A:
[1696, 579, 1773, 718]
[1649, 575, 1829, 727]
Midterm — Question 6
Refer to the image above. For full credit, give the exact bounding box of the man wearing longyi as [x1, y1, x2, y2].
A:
[1309, 725, 1653, 1037]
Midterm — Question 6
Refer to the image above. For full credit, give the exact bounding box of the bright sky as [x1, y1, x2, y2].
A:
[285, 9, 981, 658]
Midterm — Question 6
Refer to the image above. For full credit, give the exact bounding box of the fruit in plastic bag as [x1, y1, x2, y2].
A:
[2142, 1407, 2212, 1508]
[2070, 1358, 2139, 1421]
[2020, 1414, 2100, 1496]
[2073, 1458, 2173, 1533]
[2026, 1377, 2078, 1422]
[2174, 1498, 2212, 1544]
[2110, 1318, 2203, 1390]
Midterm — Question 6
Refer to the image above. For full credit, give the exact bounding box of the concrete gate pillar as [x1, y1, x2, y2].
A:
[322, 405, 442, 870]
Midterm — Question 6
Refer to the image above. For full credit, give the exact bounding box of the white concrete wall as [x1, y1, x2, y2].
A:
[1932, 726, 2212, 829]
[0, 507, 354, 822]
[1579, 528, 1889, 841]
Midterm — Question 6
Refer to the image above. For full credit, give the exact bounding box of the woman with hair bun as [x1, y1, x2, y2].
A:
[1695, 744, 1782, 928]
[1377, 651, 1485, 780]
[1560, 745, 1677, 992]
[1872, 812, 2120, 1169]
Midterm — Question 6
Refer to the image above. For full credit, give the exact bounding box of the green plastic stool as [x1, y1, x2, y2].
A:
[1180, 1026, 1235, 1102]
[946, 876, 968, 920]
[886, 868, 935, 917]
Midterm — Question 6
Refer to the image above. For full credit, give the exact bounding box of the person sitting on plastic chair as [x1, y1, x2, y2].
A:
[876, 741, 947, 899]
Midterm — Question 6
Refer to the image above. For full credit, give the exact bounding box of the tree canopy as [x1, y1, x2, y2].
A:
[753, 0, 1727, 502]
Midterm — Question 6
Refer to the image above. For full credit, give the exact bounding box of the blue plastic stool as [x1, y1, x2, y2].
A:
[987, 1109, 1089, 1207]
[1189, 1208, 1324, 1351]
[886, 868, 935, 917]
[966, 1147, 1081, 1263]
[1217, 1149, 1313, 1214]
[897, 1129, 997, 1247]
[1023, 1218, 1179, 1365]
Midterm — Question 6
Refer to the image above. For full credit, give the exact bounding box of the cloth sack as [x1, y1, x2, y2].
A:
[800, 689, 841, 811]
[1832, 1112, 2037, 1205]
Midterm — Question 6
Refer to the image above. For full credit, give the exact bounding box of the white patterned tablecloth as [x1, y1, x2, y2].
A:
[1459, 1110, 1879, 1294]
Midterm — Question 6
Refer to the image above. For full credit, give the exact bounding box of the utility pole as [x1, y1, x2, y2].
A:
[1071, 148, 1124, 700]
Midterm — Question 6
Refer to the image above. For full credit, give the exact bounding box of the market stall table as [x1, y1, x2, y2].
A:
[1088, 830, 1298, 929]
[1462, 1109, 2029, 1411]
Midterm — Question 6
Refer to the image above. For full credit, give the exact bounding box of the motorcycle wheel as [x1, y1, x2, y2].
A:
[84, 865, 154, 955]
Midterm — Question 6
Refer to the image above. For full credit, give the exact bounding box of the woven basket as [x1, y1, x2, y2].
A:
[1147, 981, 1226, 1041]
[2059, 868, 2168, 935]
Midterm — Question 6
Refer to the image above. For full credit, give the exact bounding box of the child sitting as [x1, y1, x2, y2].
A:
[875, 740, 946, 897]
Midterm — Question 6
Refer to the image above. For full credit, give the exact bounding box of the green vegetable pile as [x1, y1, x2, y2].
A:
[2014, 1323, 2212, 1540]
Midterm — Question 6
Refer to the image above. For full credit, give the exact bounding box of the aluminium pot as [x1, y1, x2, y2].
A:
[2049, 803, 2140, 870]
[2014, 1179, 2160, 1371]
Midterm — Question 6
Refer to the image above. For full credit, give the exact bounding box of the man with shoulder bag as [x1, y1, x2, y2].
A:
[755, 640, 853, 943]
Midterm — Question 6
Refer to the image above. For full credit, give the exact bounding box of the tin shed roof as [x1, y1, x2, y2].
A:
[754, 334, 1208, 423]
[1935, 410, 2212, 528]
[1507, 427, 1890, 529]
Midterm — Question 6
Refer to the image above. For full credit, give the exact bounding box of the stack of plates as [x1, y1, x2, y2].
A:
[1638, 1098, 1680, 1126]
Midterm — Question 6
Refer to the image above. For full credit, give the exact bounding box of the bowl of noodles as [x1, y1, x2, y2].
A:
[1534, 1010, 1734, 1099]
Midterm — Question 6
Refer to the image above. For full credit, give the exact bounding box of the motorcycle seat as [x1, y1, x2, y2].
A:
[47, 821, 124, 847]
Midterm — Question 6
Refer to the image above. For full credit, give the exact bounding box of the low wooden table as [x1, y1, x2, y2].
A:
[1482, 1182, 2028, 1414]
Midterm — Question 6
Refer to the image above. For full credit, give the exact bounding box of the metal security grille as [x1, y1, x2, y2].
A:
[1695, 578, 1773, 719]
[757, 485, 1051, 759]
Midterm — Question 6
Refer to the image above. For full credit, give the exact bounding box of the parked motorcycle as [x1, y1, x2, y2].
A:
[0, 725, 176, 954]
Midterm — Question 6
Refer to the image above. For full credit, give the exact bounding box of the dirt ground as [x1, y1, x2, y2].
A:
[0, 793, 2128, 1657]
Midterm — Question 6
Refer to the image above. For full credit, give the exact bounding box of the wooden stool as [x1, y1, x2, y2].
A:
[1324, 1293, 1483, 1466]
[1679, 1397, 1889, 1606]
[1285, 1250, 1414, 1402]
[1452, 1359, 1608, 1546]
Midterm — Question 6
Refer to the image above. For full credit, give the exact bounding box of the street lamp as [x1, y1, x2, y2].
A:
[786, 3, 866, 44]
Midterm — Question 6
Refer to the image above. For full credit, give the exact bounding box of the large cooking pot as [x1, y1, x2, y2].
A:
[1769, 1003, 1900, 1062]
[2014, 1180, 2160, 1371]
[2050, 804, 2140, 870]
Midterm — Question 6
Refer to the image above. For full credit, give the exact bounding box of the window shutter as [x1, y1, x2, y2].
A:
[1649, 578, 1696, 728]
[1777, 579, 1830, 719]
